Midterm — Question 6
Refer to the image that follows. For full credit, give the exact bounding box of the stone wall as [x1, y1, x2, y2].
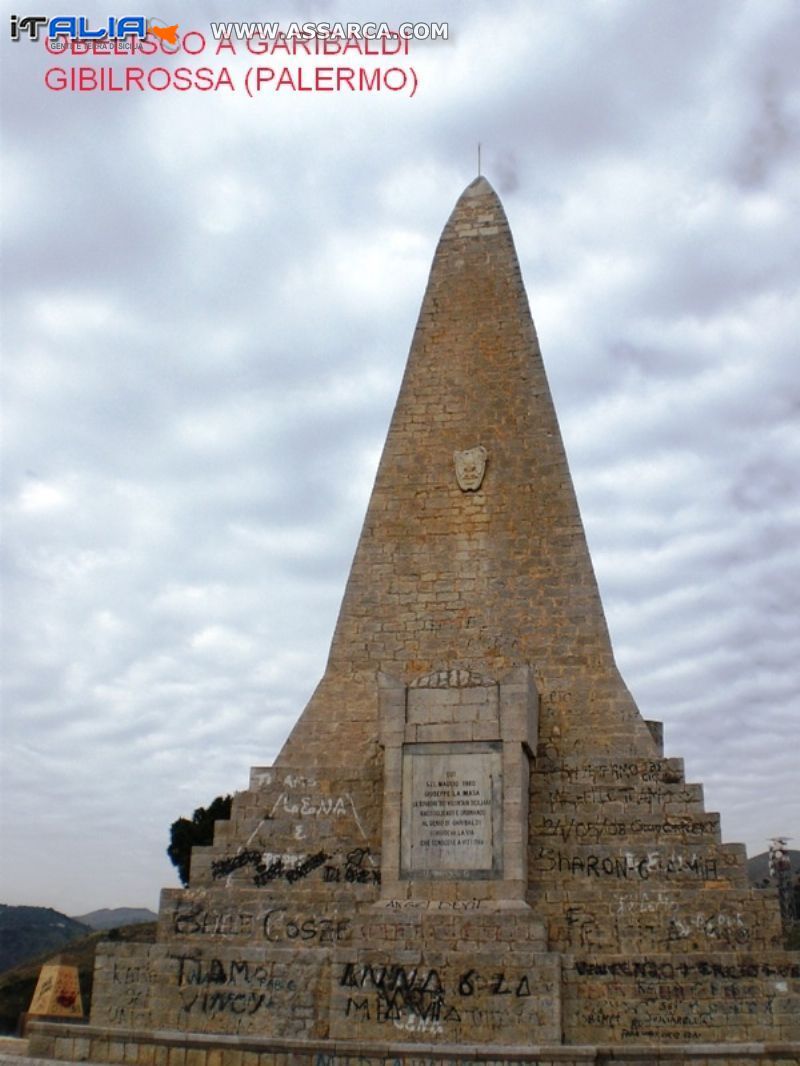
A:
[564, 952, 800, 1044]
[75, 752, 799, 1051]
[26, 1022, 800, 1066]
[87, 902, 555, 1044]
[529, 754, 784, 956]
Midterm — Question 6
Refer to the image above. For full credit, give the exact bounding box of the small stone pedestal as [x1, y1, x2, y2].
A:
[27, 962, 84, 1021]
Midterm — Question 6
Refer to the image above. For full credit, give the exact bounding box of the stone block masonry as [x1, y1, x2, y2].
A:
[24, 1026, 800, 1065]
[28, 177, 799, 1063]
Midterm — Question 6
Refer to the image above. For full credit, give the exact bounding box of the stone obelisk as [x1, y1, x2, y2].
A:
[27, 176, 799, 1066]
[279, 176, 655, 770]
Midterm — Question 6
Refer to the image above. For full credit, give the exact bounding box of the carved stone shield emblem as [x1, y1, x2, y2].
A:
[454, 445, 488, 491]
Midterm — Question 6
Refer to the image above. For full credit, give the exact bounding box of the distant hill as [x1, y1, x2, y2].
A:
[0, 906, 91, 974]
[747, 849, 800, 887]
[0, 920, 156, 1035]
[72, 908, 157, 930]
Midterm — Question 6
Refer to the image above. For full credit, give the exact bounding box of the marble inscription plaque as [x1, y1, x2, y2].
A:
[401, 742, 502, 879]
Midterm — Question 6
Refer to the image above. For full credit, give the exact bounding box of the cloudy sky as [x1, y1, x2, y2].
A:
[1, 0, 798, 916]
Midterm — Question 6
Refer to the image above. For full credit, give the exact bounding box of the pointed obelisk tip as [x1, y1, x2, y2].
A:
[460, 174, 498, 200]
[444, 175, 507, 234]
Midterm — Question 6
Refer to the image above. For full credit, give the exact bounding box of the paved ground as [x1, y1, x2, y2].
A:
[0, 1041, 27, 1057]
[0, 1041, 64, 1066]
[0, 1057, 57, 1066]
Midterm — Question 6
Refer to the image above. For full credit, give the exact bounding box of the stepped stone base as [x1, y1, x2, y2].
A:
[51, 750, 798, 1054]
[25, 1023, 800, 1065]
[72, 753, 797, 1048]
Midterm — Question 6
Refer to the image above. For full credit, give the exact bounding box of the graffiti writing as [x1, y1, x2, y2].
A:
[338, 962, 536, 1031]
[574, 959, 800, 980]
[210, 849, 328, 886]
[180, 989, 274, 1017]
[99, 961, 148, 1025]
[173, 904, 255, 937]
[547, 785, 702, 808]
[173, 955, 297, 989]
[456, 969, 531, 997]
[173, 954, 299, 1018]
[535, 847, 719, 881]
[111, 962, 147, 986]
[392, 1013, 443, 1035]
[324, 847, 380, 885]
[282, 773, 318, 790]
[379, 898, 483, 911]
[211, 849, 262, 878]
[667, 912, 749, 945]
[539, 759, 683, 783]
[263, 908, 350, 944]
[341, 963, 449, 1025]
[538, 815, 719, 844]
[341, 963, 443, 995]
[171, 902, 349, 943]
[271, 792, 348, 818]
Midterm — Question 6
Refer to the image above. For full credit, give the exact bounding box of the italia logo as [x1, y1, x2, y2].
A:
[9, 14, 177, 41]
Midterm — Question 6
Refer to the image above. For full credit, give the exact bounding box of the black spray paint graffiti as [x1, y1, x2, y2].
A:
[549, 786, 702, 807]
[539, 815, 719, 844]
[210, 849, 328, 886]
[263, 908, 350, 944]
[535, 846, 719, 881]
[173, 903, 257, 937]
[539, 759, 681, 783]
[172, 955, 297, 1018]
[340, 963, 532, 1027]
[173, 955, 297, 988]
[380, 898, 483, 911]
[171, 901, 351, 943]
[574, 958, 800, 980]
[342, 963, 453, 1026]
[324, 847, 381, 886]
[211, 849, 262, 877]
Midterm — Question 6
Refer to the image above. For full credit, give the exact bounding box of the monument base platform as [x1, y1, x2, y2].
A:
[26, 1023, 800, 1066]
